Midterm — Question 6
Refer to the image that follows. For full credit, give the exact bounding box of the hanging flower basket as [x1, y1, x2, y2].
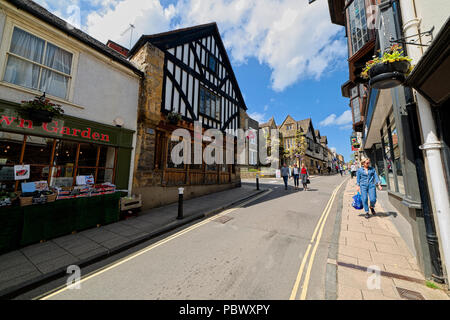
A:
[167, 112, 182, 125]
[361, 44, 413, 89]
[21, 95, 64, 125]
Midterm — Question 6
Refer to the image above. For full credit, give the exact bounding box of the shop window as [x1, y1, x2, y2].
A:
[383, 130, 394, 190]
[54, 140, 78, 166]
[3, 27, 73, 99]
[50, 166, 74, 188]
[78, 143, 99, 167]
[23, 136, 54, 165]
[96, 169, 114, 184]
[0, 132, 25, 165]
[391, 126, 405, 194]
[0, 132, 118, 190]
[29, 166, 51, 183]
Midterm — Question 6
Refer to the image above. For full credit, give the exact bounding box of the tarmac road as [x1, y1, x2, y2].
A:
[36, 175, 348, 300]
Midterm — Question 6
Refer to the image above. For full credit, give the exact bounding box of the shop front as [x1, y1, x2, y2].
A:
[0, 99, 135, 253]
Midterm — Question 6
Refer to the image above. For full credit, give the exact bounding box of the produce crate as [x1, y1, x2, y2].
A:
[19, 196, 33, 207]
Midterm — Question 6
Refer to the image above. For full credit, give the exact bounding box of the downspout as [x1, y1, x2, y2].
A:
[398, 0, 450, 284]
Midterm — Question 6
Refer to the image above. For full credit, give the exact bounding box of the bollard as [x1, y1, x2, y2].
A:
[177, 187, 184, 220]
[256, 174, 260, 191]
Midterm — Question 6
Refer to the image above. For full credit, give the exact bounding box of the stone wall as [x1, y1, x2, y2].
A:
[131, 43, 165, 189]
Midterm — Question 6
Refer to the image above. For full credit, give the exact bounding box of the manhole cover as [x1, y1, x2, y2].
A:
[214, 216, 234, 224]
[396, 287, 425, 300]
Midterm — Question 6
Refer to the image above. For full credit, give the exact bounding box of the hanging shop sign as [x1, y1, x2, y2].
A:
[14, 165, 30, 181]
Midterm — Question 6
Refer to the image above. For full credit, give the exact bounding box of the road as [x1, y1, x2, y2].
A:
[35, 175, 348, 300]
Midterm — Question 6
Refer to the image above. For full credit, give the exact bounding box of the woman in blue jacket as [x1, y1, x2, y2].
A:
[357, 158, 383, 219]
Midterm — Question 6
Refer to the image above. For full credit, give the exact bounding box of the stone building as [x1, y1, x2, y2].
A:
[126, 23, 248, 209]
[278, 116, 330, 174]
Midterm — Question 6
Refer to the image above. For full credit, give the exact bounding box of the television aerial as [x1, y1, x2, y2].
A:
[121, 24, 135, 49]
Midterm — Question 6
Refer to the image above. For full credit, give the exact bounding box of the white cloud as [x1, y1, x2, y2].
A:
[248, 112, 266, 123]
[38, 0, 346, 92]
[86, 0, 176, 46]
[320, 110, 352, 127]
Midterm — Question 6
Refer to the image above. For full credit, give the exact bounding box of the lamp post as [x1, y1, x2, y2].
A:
[177, 188, 184, 220]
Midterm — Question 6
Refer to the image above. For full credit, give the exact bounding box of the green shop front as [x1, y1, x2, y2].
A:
[0, 99, 135, 254]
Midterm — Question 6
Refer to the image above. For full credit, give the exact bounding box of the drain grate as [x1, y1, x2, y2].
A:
[214, 216, 234, 224]
[396, 287, 425, 300]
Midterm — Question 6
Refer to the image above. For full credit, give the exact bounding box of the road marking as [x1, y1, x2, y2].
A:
[289, 179, 347, 300]
[38, 189, 273, 300]
[299, 179, 347, 300]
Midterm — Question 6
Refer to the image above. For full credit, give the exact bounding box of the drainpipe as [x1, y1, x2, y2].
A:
[398, 0, 450, 284]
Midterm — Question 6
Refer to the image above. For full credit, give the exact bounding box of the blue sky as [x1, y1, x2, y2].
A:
[36, 0, 354, 161]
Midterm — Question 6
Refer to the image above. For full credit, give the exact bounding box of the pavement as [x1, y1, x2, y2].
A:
[0, 184, 264, 298]
[28, 175, 346, 300]
[335, 178, 449, 300]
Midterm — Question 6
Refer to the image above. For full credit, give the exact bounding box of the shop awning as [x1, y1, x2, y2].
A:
[406, 18, 450, 106]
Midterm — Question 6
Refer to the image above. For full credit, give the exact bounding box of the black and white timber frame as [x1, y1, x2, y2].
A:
[129, 23, 247, 136]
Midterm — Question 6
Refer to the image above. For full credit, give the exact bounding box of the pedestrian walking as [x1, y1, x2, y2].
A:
[300, 163, 310, 191]
[351, 163, 357, 179]
[292, 164, 300, 190]
[327, 166, 331, 175]
[357, 158, 383, 220]
[317, 164, 321, 175]
[339, 165, 343, 176]
[281, 163, 290, 190]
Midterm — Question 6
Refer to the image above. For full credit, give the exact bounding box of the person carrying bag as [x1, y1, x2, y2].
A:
[300, 163, 310, 191]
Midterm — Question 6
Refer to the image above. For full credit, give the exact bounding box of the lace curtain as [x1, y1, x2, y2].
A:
[3, 27, 72, 99]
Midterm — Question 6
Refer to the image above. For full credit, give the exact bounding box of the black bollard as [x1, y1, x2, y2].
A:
[256, 174, 260, 191]
[177, 188, 184, 220]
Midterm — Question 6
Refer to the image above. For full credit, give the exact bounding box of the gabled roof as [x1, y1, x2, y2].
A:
[280, 115, 297, 128]
[315, 130, 321, 138]
[6, 0, 142, 76]
[297, 118, 312, 133]
[321, 136, 328, 145]
[129, 22, 247, 110]
[260, 117, 277, 129]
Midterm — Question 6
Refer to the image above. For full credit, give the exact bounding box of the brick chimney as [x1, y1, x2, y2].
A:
[106, 40, 129, 57]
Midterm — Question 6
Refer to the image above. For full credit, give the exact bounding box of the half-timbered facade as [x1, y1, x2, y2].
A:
[128, 23, 247, 209]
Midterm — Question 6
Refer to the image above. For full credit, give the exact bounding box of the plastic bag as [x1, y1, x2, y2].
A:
[352, 192, 363, 210]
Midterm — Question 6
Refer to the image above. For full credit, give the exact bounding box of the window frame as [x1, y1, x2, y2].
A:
[0, 19, 78, 102]
[346, 0, 370, 56]
[199, 85, 222, 122]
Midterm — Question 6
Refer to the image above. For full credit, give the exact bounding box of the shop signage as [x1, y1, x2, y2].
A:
[14, 165, 30, 180]
[1, 115, 110, 143]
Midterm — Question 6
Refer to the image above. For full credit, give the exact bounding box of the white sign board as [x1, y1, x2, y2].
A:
[14, 165, 30, 181]
[275, 170, 281, 179]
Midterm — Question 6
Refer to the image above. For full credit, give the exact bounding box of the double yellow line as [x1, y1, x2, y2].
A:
[289, 180, 346, 300]
[38, 189, 273, 300]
